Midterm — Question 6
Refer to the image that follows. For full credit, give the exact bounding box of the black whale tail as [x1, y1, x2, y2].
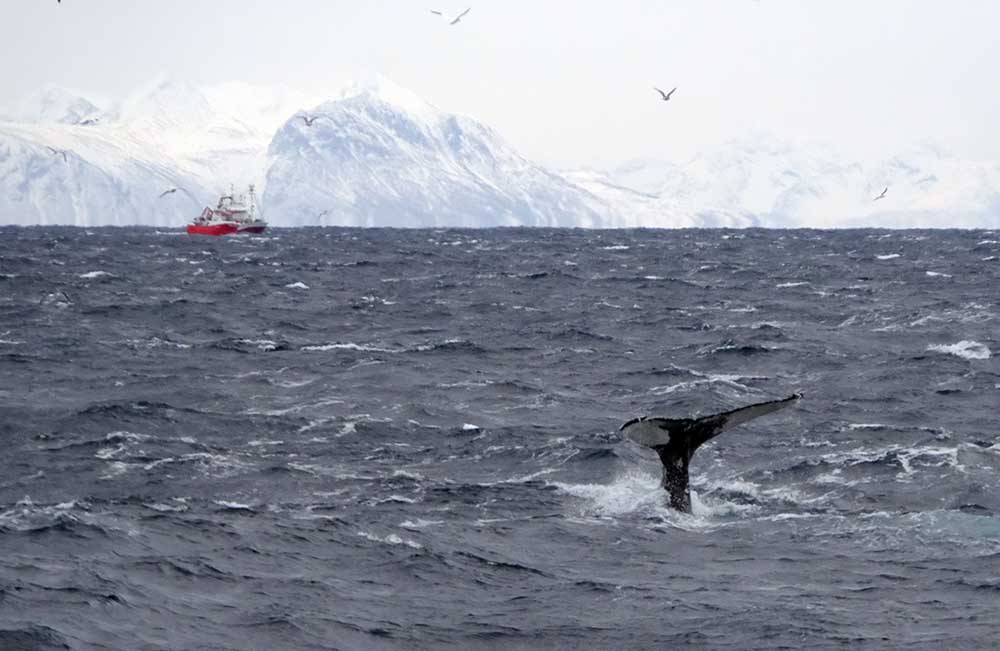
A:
[619, 393, 802, 512]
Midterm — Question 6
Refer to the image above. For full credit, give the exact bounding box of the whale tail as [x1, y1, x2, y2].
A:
[619, 393, 802, 512]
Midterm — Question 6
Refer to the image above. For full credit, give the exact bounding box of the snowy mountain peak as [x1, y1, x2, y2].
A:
[334, 74, 441, 122]
[121, 77, 214, 127]
[263, 77, 604, 227]
[1, 85, 105, 125]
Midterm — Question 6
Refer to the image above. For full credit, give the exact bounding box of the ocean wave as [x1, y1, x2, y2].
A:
[928, 341, 991, 360]
[357, 530, 422, 549]
[301, 342, 397, 353]
[213, 500, 258, 512]
[803, 444, 966, 478]
[0, 625, 70, 651]
[700, 339, 774, 356]
[411, 338, 486, 354]
[212, 338, 292, 353]
[0, 501, 112, 538]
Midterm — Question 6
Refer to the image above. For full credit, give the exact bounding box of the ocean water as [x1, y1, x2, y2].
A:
[1, 226, 998, 650]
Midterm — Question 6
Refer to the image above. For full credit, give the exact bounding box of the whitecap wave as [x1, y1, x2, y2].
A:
[928, 340, 991, 360]
[213, 500, 255, 510]
[301, 342, 396, 353]
[400, 519, 443, 530]
[357, 531, 422, 549]
[238, 339, 280, 352]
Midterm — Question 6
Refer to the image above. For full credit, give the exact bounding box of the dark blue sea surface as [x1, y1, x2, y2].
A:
[1, 226, 999, 650]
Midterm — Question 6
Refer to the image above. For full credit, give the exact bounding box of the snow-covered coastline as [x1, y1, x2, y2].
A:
[2, 77, 998, 228]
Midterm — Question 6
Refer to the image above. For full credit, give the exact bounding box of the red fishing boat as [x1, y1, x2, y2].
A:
[187, 185, 267, 236]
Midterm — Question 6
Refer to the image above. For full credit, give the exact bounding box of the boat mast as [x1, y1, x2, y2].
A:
[248, 185, 257, 221]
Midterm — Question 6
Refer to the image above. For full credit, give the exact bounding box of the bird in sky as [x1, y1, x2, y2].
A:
[158, 188, 179, 198]
[301, 115, 320, 127]
[431, 7, 471, 25]
[316, 209, 331, 220]
[46, 146, 68, 162]
[873, 187, 888, 201]
[654, 87, 677, 102]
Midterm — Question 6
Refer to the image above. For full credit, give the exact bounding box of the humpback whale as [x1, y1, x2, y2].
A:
[620, 393, 802, 513]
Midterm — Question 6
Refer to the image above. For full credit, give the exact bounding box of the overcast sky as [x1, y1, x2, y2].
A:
[4, 0, 999, 168]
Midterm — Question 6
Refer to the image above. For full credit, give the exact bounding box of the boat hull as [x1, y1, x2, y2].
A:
[186, 221, 267, 236]
[187, 223, 240, 236]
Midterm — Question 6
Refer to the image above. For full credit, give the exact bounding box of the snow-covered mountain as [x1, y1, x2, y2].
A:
[593, 135, 1000, 229]
[0, 78, 316, 226]
[1, 85, 107, 126]
[1, 78, 998, 228]
[262, 77, 606, 227]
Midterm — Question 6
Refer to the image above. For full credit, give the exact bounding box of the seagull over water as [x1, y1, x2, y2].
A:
[874, 187, 888, 201]
[300, 115, 320, 127]
[431, 7, 471, 24]
[158, 188, 178, 198]
[654, 87, 677, 101]
[46, 146, 68, 162]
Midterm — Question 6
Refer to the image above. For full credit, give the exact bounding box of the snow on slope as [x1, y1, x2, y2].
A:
[600, 134, 1000, 229]
[0, 85, 107, 125]
[563, 168, 758, 228]
[0, 121, 209, 227]
[0, 79, 317, 226]
[261, 76, 607, 227]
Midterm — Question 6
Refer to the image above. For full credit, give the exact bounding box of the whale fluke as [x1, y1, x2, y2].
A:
[620, 393, 802, 512]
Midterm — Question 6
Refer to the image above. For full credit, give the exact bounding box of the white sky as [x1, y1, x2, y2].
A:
[4, 0, 999, 168]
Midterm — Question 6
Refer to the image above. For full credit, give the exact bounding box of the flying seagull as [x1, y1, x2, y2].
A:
[654, 87, 677, 102]
[157, 186, 199, 203]
[431, 7, 471, 24]
[873, 187, 888, 201]
[46, 146, 68, 162]
[301, 115, 320, 127]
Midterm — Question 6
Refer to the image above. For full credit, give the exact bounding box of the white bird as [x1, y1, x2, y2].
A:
[46, 146, 68, 162]
[431, 7, 471, 24]
[654, 87, 677, 102]
[157, 187, 199, 203]
[874, 187, 888, 201]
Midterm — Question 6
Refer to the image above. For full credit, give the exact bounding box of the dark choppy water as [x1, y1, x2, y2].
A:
[1, 226, 999, 650]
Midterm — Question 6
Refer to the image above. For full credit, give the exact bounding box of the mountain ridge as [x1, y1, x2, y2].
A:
[1, 78, 998, 228]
